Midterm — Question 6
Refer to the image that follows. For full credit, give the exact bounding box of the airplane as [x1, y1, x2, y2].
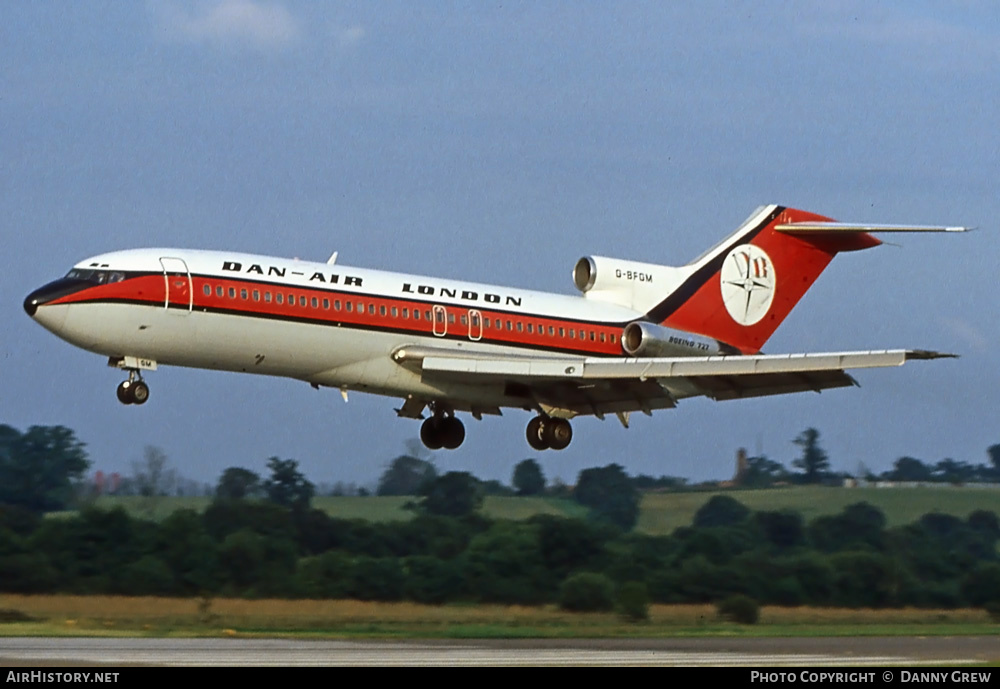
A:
[24, 205, 965, 451]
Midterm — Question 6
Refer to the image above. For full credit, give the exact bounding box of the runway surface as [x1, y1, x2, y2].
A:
[2, 636, 997, 666]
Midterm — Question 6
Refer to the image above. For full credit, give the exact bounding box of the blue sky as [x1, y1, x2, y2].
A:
[3, 2, 998, 490]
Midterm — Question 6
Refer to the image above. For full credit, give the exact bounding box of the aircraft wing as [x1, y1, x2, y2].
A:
[392, 346, 953, 418]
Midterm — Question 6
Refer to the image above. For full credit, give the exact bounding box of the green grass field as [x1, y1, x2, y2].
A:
[75, 485, 1000, 535]
[0, 595, 995, 640]
[636, 485, 1000, 533]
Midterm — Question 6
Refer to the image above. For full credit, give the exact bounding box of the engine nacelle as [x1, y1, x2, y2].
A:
[573, 255, 685, 311]
[621, 321, 731, 358]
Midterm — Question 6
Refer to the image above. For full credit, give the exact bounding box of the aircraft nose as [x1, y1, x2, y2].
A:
[24, 287, 45, 316]
[24, 278, 90, 317]
[23, 292, 38, 316]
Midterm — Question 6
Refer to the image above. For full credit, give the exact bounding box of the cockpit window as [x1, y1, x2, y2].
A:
[65, 269, 127, 284]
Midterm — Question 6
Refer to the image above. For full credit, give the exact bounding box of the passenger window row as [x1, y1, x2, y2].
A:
[200, 282, 615, 345]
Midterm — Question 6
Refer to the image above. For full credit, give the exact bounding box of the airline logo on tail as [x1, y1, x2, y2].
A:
[720, 244, 775, 326]
[650, 206, 888, 353]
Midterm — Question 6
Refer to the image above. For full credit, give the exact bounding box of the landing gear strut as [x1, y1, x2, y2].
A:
[420, 406, 465, 450]
[116, 370, 150, 405]
[526, 415, 572, 451]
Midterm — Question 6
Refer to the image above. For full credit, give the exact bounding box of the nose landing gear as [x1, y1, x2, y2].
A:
[116, 370, 150, 405]
[526, 415, 573, 451]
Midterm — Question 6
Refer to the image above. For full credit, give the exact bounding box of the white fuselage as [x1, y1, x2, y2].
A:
[28, 247, 675, 412]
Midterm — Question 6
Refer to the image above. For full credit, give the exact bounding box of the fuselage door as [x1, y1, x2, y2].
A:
[468, 309, 483, 341]
[159, 256, 192, 314]
[432, 304, 447, 337]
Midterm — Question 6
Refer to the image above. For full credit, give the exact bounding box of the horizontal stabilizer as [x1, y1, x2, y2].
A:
[776, 222, 970, 234]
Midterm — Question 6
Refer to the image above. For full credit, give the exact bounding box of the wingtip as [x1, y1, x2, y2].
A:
[905, 350, 959, 360]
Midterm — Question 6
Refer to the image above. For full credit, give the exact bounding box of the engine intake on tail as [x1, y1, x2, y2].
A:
[572, 255, 686, 311]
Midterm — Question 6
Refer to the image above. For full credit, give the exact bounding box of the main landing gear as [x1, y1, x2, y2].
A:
[420, 407, 465, 450]
[116, 370, 150, 405]
[417, 409, 573, 451]
[526, 415, 573, 451]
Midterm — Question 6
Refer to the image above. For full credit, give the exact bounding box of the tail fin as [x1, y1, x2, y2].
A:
[646, 205, 882, 354]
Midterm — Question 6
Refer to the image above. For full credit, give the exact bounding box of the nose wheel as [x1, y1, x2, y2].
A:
[526, 416, 572, 451]
[116, 371, 150, 405]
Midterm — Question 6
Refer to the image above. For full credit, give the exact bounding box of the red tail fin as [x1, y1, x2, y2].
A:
[646, 206, 880, 354]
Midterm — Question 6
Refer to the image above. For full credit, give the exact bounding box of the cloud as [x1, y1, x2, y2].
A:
[156, 0, 300, 49]
[938, 316, 990, 353]
[796, 5, 999, 73]
[334, 25, 365, 50]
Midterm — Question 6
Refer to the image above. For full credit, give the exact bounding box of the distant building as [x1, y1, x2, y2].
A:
[733, 448, 748, 484]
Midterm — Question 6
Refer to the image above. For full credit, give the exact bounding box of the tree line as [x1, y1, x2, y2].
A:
[2, 422, 999, 614]
[1, 489, 997, 612]
[4, 424, 998, 515]
[721, 429, 1000, 488]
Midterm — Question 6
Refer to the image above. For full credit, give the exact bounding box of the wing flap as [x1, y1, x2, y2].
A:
[687, 369, 857, 401]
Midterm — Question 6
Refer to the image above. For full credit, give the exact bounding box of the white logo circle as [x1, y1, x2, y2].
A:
[720, 244, 776, 326]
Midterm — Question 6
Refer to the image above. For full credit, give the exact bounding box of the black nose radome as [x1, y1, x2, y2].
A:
[23, 293, 38, 316]
[24, 278, 91, 317]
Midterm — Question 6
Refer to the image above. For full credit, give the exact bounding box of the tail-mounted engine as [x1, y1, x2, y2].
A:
[621, 321, 732, 358]
[573, 255, 684, 312]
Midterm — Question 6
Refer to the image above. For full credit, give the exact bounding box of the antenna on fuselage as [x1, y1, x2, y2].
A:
[327, 252, 338, 265]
